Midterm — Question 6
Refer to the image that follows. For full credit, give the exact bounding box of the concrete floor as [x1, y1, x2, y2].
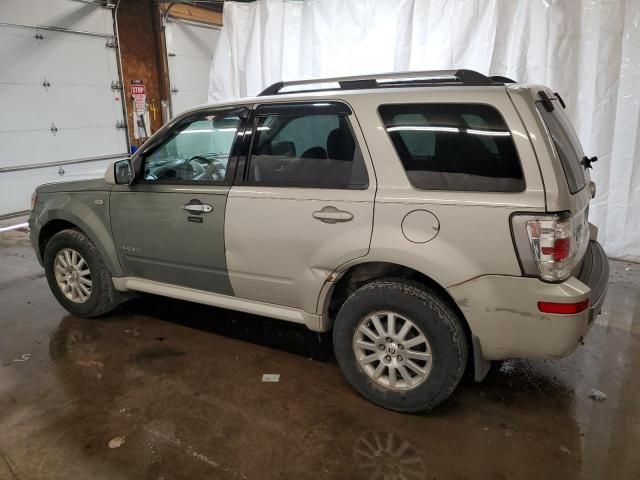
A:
[1, 229, 639, 480]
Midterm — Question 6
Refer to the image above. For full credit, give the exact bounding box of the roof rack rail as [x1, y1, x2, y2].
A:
[490, 75, 517, 83]
[258, 69, 501, 96]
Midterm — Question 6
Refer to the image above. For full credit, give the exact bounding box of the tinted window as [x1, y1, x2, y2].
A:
[379, 104, 525, 192]
[143, 112, 241, 183]
[536, 100, 588, 194]
[247, 112, 367, 189]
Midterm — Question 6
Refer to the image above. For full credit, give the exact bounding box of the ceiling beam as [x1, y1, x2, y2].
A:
[160, 2, 223, 25]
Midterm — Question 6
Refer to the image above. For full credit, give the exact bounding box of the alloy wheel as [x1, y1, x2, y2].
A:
[54, 248, 92, 304]
[353, 311, 433, 391]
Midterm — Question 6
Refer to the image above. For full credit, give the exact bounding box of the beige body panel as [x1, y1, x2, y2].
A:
[224, 109, 376, 324]
[320, 88, 545, 294]
[447, 275, 592, 359]
[224, 187, 375, 319]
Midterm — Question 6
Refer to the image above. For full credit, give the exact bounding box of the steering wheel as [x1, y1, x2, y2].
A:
[207, 161, 225, 182]
[178, 155, 206, 177]
[185, 155, 224, 181]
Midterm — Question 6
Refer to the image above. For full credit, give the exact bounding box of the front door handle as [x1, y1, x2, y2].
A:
[312, 206, 354, 224]
[182, 200, 213, 214]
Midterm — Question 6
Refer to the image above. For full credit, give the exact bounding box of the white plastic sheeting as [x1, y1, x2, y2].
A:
[209, 0, 640, 261]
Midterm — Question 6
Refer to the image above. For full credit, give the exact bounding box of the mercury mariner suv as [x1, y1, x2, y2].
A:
[29, 70, 609, 412]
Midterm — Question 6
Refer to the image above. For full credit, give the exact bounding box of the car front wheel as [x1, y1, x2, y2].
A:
[44, 229, 121, 318]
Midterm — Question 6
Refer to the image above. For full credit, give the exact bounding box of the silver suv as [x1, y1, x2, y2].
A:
[29, 70, 609, 412]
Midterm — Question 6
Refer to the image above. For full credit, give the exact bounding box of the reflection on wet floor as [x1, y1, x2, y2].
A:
[353, 431, 426, 480]
[0, 230, 639, 479]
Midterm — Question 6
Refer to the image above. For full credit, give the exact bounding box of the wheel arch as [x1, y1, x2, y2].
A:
[38, 219, 78, 258]
[37, 207, 124, 277]
[320, 260, 483, 380]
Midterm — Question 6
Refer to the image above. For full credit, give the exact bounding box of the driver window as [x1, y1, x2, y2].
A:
[142, 112, 242, 183]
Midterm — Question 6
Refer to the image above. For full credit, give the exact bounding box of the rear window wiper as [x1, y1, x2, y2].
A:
[538, 90, 567, 111]
[538, 91, 555, 112]
[581, 155, 598, 169]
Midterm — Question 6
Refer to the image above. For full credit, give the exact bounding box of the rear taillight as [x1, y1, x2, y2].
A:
[525, 215, 573, 280]
[511, 210, 589, 282]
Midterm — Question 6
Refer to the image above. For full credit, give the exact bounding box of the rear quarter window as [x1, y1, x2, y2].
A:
[378, 103, 525, 192]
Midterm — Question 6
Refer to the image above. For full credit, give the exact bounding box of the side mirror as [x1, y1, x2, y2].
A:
[105, 159, 134, 185]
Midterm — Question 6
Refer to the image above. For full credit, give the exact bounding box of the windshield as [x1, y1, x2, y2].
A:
[536, 99, 589, 194]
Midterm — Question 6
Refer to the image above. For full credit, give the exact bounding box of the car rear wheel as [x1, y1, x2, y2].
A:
[333, 278, 468, 412]
[44, 229, 121, 318]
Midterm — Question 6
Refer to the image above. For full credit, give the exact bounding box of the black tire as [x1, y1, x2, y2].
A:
[333, 278, 468, 412]
[44, 229, 121, 318]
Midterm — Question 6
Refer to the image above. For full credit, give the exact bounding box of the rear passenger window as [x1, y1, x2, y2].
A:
[247, 109, 368, 189]
[379, 104, 525, 192]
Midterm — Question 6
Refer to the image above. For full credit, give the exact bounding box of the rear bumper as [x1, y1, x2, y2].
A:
[577, 240, 608, 320]
[448, 241, 609, 360]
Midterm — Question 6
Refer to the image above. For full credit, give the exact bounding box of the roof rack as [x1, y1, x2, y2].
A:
[490, 75, 517, 83]
[258, 69, 502, 96]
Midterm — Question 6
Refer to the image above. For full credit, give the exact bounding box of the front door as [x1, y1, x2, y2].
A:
[110, 107, 247, 294]
[224, 102, 376, 314]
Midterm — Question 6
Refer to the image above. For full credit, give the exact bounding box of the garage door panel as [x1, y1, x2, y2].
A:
[0, 0, 34, 25]
[0, 0, 127, 216]
[44, 84, 123, 128]
[166, 20, 220, 117]
[0, 85, 52, 132]
[0, 0, 114, 36]
[0, 84, 122, 132]
[169, 55, 211, 93]
[32, 32, 117, 86]
[0, 126, 126, 169]
[0, 157, 118, 215]
[0, 27, 52, 84]
[0, 27, 118, 85]
[37, 1, 112, 34]
[170, 91, 209, 116]
[167, 21, 218, 58]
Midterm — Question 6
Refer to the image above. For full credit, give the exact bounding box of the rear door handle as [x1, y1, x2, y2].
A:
[182, 200, 213, 214]
[312, 206, 353, 224]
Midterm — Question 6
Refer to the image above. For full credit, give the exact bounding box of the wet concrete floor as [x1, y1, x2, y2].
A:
[1, 229, 639, 479]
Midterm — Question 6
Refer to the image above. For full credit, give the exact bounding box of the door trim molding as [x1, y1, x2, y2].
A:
[112, 276, 326, 332]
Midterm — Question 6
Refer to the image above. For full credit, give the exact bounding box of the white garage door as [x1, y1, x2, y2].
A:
[0, 0, 128, 218]
[165, 18, 221, 117]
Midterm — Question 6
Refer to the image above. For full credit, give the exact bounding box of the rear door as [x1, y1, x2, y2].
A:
[110, 107, 248, 294]
[224, 101, 376, 314]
